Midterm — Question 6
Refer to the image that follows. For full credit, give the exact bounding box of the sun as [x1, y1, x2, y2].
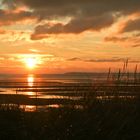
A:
[24, 58, 37, 69]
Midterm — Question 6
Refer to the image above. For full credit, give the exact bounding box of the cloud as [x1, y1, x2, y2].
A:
[104, 34, 140, 47]
[31, 13, 114, 40]
[120, 18, 140, 33]
[0, 53, 61, 63]
[2, 0, 140, 40]
[4, 0, 140, 17]
[86, 58, 125, 63]
[131, 44, 140, 48]
[68, 57, 124, 62]
[68, 57, 140, 63]
[104, 36, 128, 42]
[31, 33, 49, 40]
[0, 9, 35, 26]
[2, 0, 18, 10]
[0, 29, 6, 34]
[67, 57, 82, 61]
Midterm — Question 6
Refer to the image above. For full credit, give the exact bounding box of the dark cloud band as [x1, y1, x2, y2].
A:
[2, 0, 140, 40]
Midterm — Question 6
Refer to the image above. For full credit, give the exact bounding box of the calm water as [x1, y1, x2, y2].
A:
[0, 74, 97, 111]
[0, 73, 139, 112]
[0, 74, 103, 95]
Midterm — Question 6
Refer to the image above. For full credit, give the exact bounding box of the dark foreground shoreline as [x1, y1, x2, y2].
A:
[0, 78, 140, 140]
[0, 98, 140, 140]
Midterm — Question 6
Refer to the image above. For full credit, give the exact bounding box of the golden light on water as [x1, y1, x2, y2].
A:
[27, 75, 35, 96]
[20, 105, 36, 112]
[27, 74, 34, 87]
[27, 91, 35, 96]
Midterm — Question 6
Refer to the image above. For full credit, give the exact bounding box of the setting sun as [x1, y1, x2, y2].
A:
[24, 58, 37, 69]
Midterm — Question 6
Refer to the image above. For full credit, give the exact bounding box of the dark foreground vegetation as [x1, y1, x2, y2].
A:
[0, 81, 140, 140]
[0, 97, 140, 140]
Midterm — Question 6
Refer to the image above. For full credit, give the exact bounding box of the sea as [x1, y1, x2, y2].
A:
[0, 73, 139, 111]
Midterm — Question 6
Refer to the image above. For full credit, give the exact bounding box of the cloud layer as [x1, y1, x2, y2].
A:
[0, 9, 35, 26]
[121, 18, 140, 33]
[1, 0, 140, 40]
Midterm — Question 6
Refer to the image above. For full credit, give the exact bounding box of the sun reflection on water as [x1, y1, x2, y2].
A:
[20, 105, 36, 112]
[26, 91, 35, 96]
[27, 74, 34, 87]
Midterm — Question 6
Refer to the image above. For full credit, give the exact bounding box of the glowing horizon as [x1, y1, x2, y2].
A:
[0, 0, 139, 74]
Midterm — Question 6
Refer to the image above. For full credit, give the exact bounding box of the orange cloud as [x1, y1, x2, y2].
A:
[0, 9, 36, 26]
[0, 29, 6, 34]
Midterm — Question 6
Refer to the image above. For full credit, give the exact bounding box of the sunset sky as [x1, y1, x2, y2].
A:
[0, 0, 140, 74]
